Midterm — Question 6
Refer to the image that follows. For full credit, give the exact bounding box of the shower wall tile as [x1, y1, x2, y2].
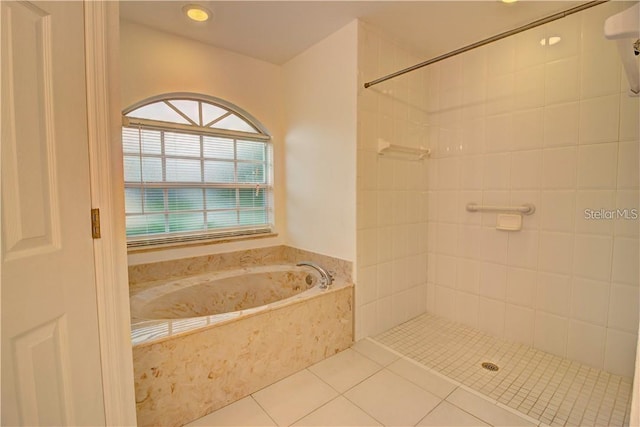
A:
[577, 143, 618, 189]
[515, 66, 545, 111]
[619, 96, 640, 141]
[356, 4, 638, 376]
[513, 109, 544, 150]
[543, 102, 579, 147]
[574, 190, 615, 235]
[570, 277, 610, 325]
[456, 291, 479, 329]
[478, 297, 505, 337]
[580, 48, 621, 100]
[580, 1, 622, 52]
[604, 329, 638, 378]
[506, 230, 539, 269]
[616, 191, 640, 237]
[538, 232, 574, 275]
[541, 147, 578, 189]
[356, 22, 430, 339]
[457, 225, 482, 258]
[545, 13, 581, 61]
[434, 285, 456, 319]
[545, 57, 580, 105]
[540, 191, 576, 232]
[487, 37, 516, 76]
[479, 262, 507, 300]
[484, 114, 513, 153]
[617, 141, 640, 188]
[510, 190, 541, 230]
[504, 304, 535, 346]
[483, 153, 510, 190]
[456, 258, 480, 294]
[608, 283, 640, 333]
[534, 311, 569, 358]
[572, 234, 613, 281]
[617, 142, 640, 189]
[515, 25, 546, 69]
[536, 272, 571, 317]
[578, 96, 620, 145]
[611, 237, 640, 286]
[510, 150, 542, 190]
[567, 320, 606, 368]
[505, 267, 537, 307]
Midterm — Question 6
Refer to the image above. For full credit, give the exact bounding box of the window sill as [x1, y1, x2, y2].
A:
[126, 232, 279, 254]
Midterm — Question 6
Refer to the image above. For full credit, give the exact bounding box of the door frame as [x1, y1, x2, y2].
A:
[84, 2, 137, 425]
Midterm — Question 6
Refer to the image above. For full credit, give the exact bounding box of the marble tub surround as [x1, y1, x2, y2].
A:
[129, 246, 354, 427]
[132, 283, 353, 427]
[128, 245, 352, 287]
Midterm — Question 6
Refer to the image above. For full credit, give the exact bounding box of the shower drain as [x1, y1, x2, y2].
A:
[481, 362, 499, 371]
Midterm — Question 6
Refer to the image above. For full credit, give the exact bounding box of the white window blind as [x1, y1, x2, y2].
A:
[122, 96, 272, 247]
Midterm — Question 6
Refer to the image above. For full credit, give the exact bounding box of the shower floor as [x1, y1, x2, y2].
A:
[373, 313, 633, 427]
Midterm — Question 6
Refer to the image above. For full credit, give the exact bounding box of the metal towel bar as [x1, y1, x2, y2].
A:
[466, 203, 536, 215]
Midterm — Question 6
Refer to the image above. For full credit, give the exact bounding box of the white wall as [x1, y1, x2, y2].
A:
[283, 20, 358, 262]
[120, 21, 286, 264]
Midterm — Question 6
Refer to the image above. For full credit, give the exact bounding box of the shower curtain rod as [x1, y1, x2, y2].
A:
[364, 0, 608, 89]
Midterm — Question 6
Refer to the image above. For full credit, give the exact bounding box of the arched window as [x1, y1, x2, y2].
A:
[122, 93, 272, 248]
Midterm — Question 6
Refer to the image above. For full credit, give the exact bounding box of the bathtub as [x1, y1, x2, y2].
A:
[131, 265, 321, 323]
[130, 263, 353, 427]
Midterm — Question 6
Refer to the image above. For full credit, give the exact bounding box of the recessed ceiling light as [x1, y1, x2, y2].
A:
[183, 4, 211, 22]
[501, 0, 518, 4]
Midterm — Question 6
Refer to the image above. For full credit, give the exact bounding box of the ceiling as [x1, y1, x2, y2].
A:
[120, 1, 588, 65]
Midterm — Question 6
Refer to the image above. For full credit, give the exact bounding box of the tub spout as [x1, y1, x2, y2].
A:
[296, 261, 334, 289]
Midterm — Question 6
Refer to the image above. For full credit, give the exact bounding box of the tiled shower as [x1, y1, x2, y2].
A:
[356, 0, 638, 380]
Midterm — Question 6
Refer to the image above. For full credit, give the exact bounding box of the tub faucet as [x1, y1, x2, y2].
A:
[296, 261, 334, 289]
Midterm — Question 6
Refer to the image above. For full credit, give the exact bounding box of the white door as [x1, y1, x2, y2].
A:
[1, 1, 106, 425]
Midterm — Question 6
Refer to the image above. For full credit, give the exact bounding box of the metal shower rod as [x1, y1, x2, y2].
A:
[364, 0, 608, 89]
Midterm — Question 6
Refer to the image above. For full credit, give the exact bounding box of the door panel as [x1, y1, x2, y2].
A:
[1, 1, 106, 425]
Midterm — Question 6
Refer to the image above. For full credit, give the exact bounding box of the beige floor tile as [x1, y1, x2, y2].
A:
[351, 338, 400, 366]
[417, 400, 491, 426]
[292, 396, 383, 427]
[252, 369, 338, 426]
[309, 348, 382, 392]
[184, 396, 275, 427]
[388, 358, 458, 399]
[344, 369, 442, 426]
[446, 388, 537, 427]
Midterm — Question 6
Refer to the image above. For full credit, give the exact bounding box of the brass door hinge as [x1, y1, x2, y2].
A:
[91, 208, 101, 239]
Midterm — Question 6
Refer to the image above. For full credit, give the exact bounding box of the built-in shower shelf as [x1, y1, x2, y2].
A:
[377, 139, 431, 160]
